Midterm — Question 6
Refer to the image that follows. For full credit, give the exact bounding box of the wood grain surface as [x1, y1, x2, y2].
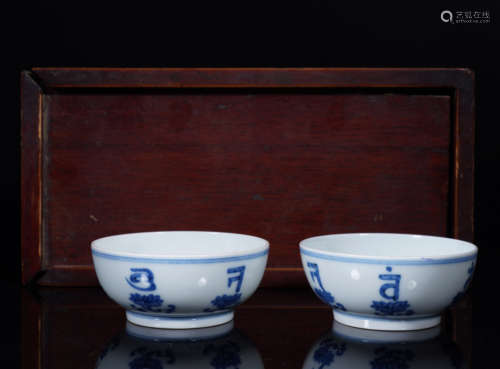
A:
[20, 68, 474, 286]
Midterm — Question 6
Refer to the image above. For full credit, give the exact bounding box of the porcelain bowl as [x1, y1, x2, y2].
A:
[300, 233, 477, 330]
[91, 231, 269, 329]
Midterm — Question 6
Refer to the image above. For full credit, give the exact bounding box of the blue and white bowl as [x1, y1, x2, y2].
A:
[91, 231, 269, 329]
[300, 233, 477, 331]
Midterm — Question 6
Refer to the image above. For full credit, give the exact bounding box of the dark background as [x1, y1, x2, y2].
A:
[4, 2, 500, 367]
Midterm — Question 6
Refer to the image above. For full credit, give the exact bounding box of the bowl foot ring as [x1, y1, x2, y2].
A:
[126, 310, 234, 329]
[333, 310, 441, 331]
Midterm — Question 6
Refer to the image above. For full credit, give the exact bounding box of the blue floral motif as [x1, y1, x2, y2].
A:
[314, 287, 334, 304]
[129, 293, 176, 313]
[205, 293, 242, 312]
[334, 302, 346, 311]
[129, 346, 175, 369]
[451, 262, 475, 306]
[129, 293, 162, 310]
[370, 301, 414, 316]
[370, 347, 414, 369]
[203, 341, 241, 369]
[307, 263, 347, 311]
[204, 266, 246, 312]
[312, 337, 346, 369]
[313, 288, 347, 311]
[129, 356, 163, 369]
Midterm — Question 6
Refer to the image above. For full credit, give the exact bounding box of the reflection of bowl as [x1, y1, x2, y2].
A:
[95, 324, 264, 369]
[332, 321, 441, 344]
[126, 320, 235, 342]
[92, 231, 269, 328]
[302, 323, 465, 369]
[300, 233, 477, 330]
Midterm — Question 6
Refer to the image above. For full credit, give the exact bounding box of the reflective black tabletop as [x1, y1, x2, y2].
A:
[16, 286, 487, 369]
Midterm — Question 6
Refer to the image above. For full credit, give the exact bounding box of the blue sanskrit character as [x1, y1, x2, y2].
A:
[307, 262, 346, 311]
[371, 266, 414, 316]
[227, 266, 245, 293]
[204, 266, 246, 312]
[379, 273, 401, 301]
[126, 268, 176, 313]
[126, 268, 156, 291]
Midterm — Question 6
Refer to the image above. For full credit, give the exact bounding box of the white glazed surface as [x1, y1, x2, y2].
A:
[300, 233, 477, 330]
[92, 231, 269, 328]
[92, 231, 268, 257]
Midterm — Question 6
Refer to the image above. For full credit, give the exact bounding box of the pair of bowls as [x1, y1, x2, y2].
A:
[91, 231, 477, 331]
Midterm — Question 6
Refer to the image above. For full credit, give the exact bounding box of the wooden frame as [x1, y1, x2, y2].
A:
[21, 68, 475, 286]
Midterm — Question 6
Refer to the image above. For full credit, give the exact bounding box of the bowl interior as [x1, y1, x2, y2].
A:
[92, 231, 269, 258]
[300, 233, 477, 259]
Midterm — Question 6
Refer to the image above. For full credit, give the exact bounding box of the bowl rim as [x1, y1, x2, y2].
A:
[91, 230, 269, 262]
[299, 233, 477, 265]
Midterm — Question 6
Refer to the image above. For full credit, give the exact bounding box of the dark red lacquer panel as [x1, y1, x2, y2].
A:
[21, 68, 474, 286]
[44, 91, 450, 283]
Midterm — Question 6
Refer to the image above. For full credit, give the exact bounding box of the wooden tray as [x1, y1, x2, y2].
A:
[21, 68, 475, 286]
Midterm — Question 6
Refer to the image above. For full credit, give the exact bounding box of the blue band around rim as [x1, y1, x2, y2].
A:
[92, 248, 268, 264]
[300, 247, 476, 265]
